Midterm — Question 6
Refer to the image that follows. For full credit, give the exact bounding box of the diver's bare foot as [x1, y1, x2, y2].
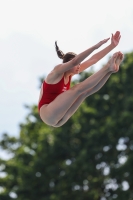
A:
[114, 52, 124, 72]
[107, 52, 123, 73]
[107, 52, 119, 72]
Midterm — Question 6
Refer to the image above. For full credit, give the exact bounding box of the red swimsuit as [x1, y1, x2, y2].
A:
[38, 75, 71, 111]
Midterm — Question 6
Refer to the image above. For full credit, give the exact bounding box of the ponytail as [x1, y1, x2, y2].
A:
[55, 41, 77, 63]
[55, 41, 65, 59]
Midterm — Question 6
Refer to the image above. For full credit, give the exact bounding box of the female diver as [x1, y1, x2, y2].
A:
[38, 31, 123, 127]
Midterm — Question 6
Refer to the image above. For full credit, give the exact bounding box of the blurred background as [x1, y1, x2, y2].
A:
[0, 0, 133, 200]
[0, 0, 133, 137]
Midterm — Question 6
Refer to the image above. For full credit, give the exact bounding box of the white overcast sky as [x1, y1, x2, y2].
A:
[0, 0, 133, 138]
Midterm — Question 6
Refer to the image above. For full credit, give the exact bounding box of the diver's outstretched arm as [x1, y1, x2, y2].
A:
[79, 31, 121, 73]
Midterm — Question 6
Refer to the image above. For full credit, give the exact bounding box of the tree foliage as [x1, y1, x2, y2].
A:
[0, 52, 133, 200]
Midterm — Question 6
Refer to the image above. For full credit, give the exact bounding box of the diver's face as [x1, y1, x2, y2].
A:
[73, 64, 81, 74]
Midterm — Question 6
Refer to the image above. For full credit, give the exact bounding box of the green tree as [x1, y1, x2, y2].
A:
[0, 52, 133, 200]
